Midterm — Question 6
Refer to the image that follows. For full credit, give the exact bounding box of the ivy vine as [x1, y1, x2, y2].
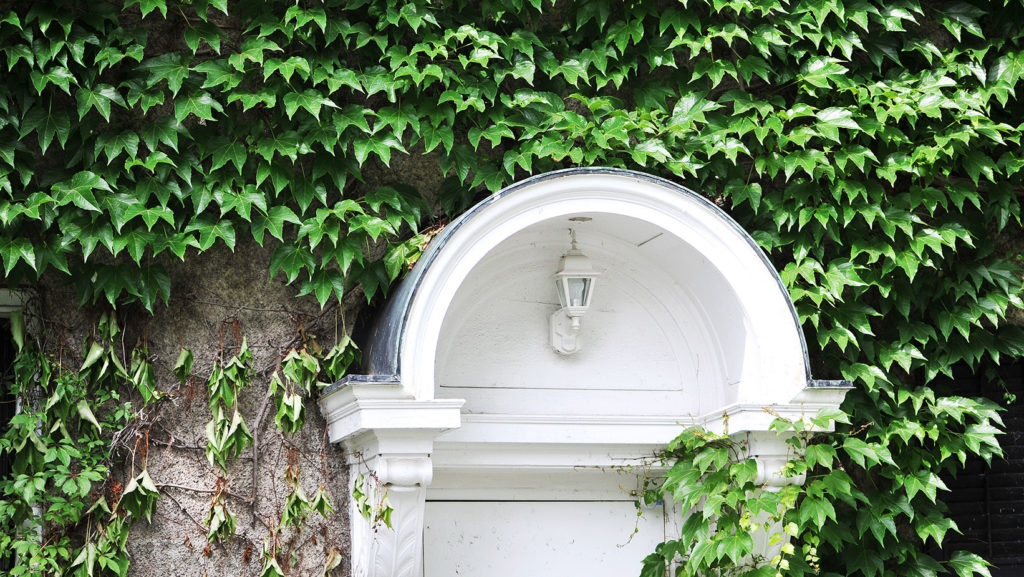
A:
[643, 410, 1001, 577]
[0, 0, 1023, 576]
[0, 308, 359, 576]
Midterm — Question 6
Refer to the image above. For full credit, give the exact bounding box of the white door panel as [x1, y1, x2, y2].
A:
[424, 501, 664, 577]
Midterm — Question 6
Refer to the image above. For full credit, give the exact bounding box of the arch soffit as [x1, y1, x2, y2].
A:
[360, 168, 811, 405]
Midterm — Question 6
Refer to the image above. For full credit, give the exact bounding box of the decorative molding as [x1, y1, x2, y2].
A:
[321, 379, 462, 577]
[438, 387, 852, 448]
[325, 381, 848, 575]
[738, 431, 807, 488]
[348, 453, 432, 577]
[320, 377, 462, 454]
[0, 289, 35, 331]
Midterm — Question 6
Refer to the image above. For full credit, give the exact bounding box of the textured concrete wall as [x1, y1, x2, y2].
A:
[38, 236, 364, 577]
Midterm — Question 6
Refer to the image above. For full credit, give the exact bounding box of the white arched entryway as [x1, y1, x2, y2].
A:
[320, 168, 849, 577]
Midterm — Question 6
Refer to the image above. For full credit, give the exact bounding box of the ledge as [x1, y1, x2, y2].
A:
[320, 379, 463, 451]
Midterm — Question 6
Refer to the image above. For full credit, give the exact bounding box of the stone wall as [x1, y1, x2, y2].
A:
[37, 237, 357, 577]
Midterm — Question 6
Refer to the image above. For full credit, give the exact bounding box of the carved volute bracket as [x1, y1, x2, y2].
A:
[737, 430, 806, 488]
[347, 451, 434, 577]
[320, 377, 463, 577]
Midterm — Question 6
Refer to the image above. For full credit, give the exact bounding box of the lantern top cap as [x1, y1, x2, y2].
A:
[556, 229, 600, 277]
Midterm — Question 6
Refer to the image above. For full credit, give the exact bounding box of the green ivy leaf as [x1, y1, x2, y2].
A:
[75, 85, 126, 121]
[139, 53, 189, 95]
[939, 2, 985, 41]
[174, 91, 224, 123]
[29, 66, 76, 95]
[282, 89, 338, 120]
[352, 133, 407, 166]
[963, 151, 996, 184]
[0, 237, 36, 275]
[264, 56, 312, 82]
[270, 243, 315, 284]
[297, 268, 346, 308]
[326, 234, 364, 274]
[208, 138, 248, 174]
[52, 171, 112, 213]
[195, 60, 240, 90]
[117, 470, 160, 522]
[173, 348, 194, 385]
[815, 107, 861, 142]
[251, 205, 301, 245]
[185, 21, 223, 54]
[184, 216, 236, 251]
[126, 0, 168, 18]
[20, 104, 71, 154]
[97, 131, 141, 165]
[799, 56, 849, 89]
[947, 551, 993, 577]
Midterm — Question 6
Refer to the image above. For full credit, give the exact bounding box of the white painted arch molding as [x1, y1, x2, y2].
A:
[320, 168, 854, 577]
[366, 167, 812, 407]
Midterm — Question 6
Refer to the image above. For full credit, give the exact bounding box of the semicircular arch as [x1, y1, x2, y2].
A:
[363, 168, 810, 410]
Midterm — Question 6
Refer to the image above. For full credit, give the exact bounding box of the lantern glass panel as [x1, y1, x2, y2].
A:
[555, 279, 567, 309]
[568, 277, 589, 307]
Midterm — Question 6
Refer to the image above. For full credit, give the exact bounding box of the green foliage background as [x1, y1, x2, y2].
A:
[1, 0, 1024, 575]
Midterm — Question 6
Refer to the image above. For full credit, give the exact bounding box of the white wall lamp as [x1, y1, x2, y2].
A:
[550, 227, 599, 355]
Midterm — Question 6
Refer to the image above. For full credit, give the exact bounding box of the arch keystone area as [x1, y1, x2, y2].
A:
[320, 168, 851, 577]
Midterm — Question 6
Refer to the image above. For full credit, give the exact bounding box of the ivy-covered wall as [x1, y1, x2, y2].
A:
[1, 0, 1023, 576]
[34, 239, 353, 577]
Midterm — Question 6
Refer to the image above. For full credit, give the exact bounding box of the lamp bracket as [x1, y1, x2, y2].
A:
[550, 309, 582, 355]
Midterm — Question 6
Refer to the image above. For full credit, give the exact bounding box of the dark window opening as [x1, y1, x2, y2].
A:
[929, 362, 1024, 576]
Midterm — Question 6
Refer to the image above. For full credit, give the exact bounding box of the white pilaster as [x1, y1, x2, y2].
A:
[321, 378, 463, 577]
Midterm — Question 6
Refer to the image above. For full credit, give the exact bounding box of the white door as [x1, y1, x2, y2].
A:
[423, 500, 666, 576]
